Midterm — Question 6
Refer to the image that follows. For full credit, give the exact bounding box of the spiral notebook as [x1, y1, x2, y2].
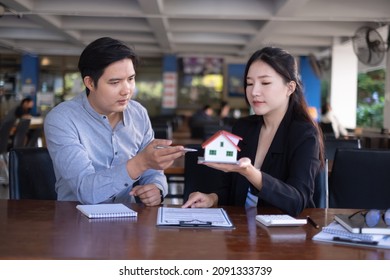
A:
[76, 203, 137, 219]
[312, 221, 390, 249]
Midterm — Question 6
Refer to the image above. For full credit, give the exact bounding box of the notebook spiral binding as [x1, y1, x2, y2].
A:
[322, 226, 374, 241]
[87, 217, 137, 223]
[90, 212, 133, 218]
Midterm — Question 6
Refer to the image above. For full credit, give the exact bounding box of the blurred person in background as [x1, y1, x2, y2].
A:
[320, 102, 348, 139]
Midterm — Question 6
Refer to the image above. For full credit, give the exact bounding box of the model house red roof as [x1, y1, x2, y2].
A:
[201, 130, 242, 151]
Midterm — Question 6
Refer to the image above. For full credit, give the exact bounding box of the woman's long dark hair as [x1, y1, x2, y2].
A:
[243, 47, 325, 166]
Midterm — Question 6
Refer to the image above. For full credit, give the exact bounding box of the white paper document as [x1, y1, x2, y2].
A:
[156, 207, 234, 228]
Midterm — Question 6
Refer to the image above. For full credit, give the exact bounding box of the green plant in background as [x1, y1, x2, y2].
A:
[134, 81, 163, 117]
[356, 69, 385, 129]
[357, 96, 384, 128]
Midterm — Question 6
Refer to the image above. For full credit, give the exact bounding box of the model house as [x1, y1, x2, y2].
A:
[201, 130, 242, 163]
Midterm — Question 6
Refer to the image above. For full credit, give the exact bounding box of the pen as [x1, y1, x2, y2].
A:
[307, 216, 320, 229]
[333, 237, 378, 246]
[179, 220, 212, 227]
[155, 145, 198, 152]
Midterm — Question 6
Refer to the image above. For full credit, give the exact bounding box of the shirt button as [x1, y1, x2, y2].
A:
[124, 183, 129, 187]
[115, 152, 118, 155]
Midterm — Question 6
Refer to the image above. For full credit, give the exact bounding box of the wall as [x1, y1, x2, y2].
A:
[300, 56, 321, 121]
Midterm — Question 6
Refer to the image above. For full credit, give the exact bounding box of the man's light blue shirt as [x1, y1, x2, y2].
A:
[44, 92, 167, 204]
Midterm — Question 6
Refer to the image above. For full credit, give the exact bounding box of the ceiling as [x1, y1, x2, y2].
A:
[0, 0, 389, 62]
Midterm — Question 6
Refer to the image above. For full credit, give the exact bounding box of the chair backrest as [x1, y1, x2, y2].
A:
[319, 122, 335, 139]
[12, 118, 31, 148]
[2, 107, 17, 122]
[329, 148, 390, 209]
[202, 123, 223, 140]
[152, 122, 173, 139]
[324, 138, 361, 161]
[189, 119, 221, 139]
[183, 144, 225, 203]
[26, 127, 43, 147]
[150, 115, 181, 132]
[9, 147, 57, 200]
[0, 118, 16, 154]
[313, 159, 329, 208]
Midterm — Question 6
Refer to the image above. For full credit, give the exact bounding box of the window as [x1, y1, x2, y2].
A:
[209, 150, 217, 155]
[226, 151, 233, 157]
[220, 141, 224, 147]
[178, 57, 223, 109]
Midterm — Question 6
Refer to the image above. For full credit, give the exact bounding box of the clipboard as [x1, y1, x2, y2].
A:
[156, 207, 235, 229]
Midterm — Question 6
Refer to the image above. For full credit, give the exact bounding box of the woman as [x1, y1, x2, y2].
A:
[182, 47, 324, 216]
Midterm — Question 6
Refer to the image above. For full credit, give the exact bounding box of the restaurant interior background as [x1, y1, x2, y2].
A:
[0, 0, 389, 131]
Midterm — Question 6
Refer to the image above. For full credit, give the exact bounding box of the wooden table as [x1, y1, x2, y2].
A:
[1, 199, 388, 260]
[29, 116, 44, 129]
[359, 132, 390, 149]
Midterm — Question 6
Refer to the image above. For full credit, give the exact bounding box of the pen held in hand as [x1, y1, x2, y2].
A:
[307, 216, 320, 229]
[155, 145, 198, 152]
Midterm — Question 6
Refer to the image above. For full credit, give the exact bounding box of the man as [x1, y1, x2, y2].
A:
[191, 105, 215, 122]
[44, 37, 185, 205]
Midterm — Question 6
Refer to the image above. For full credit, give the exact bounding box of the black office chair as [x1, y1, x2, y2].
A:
[26, 127, 43, 147]
[0, 118, 16, 153]
[183, 144, 226, 204]
[152, 121, 173, 139]
[11, 118, 31, 148]
[8, 147, 57, 200]
[202, 123, 223, 140]
[324, 138, 361, 161]
[313, 159, 329, 208]
[319, 122, 335, 139]
[189, 119, 221, 139]
[0, 118, 16, 185]
[151, 115, 182, 132]
[329, 148, 390, 209]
